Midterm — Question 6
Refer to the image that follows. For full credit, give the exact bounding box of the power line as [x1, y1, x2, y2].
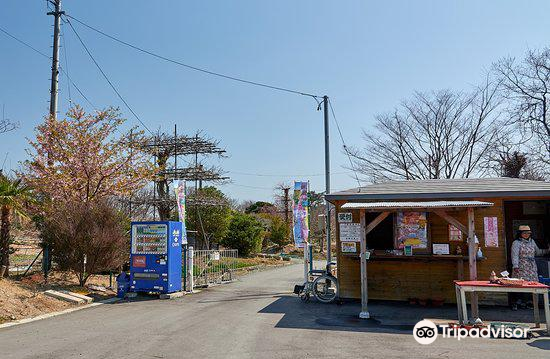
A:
[0, 26, 49, 59]
[0, 25, 96, 110]
[64, 14, 322, 99]
[223, 183, 275, 190]
[60, 21, 72, 104]
[64, 18, 154, 135]
[229, 170, 351, 177]
[328, 99, 362, 188]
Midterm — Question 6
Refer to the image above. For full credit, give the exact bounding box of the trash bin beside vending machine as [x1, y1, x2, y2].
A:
[130, 221, 182, 294]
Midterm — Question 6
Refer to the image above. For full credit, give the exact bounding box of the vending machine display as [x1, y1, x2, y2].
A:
[130, 221, 182, 294]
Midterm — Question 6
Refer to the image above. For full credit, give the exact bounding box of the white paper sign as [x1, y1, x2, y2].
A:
[432, 243, 450, 255]
[339, 223, 362, 242]
[341, 242, 357, 253]
[338, 212, 353, 223]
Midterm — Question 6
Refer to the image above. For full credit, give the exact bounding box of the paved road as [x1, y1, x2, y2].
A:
[1, 264, 549, 358]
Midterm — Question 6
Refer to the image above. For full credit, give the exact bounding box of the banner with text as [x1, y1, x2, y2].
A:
[174, 180, 188, 244]
[292, 181, 309, 249]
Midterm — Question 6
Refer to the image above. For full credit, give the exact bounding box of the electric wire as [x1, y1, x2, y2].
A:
[3, 19, 354, 196]
[0, 25, 96, 110]
[64, 17, 154, 135]
[328, 99, 362, 188]
[223, 183, 275, 190]
[229, 170, 350, 177]
[63, 14, 322, 99]
[60, 21, 72, 104]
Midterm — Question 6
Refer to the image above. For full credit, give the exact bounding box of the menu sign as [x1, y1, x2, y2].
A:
[340, 223, 362, 242]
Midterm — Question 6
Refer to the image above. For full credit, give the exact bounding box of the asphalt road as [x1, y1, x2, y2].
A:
[1, 263, 549, 359]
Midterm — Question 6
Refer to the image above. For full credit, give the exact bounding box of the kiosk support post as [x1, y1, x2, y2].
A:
[359, 209, 370, 319]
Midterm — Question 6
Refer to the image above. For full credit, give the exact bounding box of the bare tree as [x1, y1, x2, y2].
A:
[484, 133, 548, 180]
[0, 105, 17, 134]
[495, 48, 550, 167]
[349, 83, 501, 182]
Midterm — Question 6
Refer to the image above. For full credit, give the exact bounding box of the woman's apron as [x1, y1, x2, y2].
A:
[517, 239, 538, 281]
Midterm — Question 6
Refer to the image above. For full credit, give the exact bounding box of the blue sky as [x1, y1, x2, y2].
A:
[1, 1, 550, 202]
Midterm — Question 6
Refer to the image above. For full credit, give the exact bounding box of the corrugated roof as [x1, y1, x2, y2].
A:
[341, 200, 494, 210]
[326, 177, 550, 201]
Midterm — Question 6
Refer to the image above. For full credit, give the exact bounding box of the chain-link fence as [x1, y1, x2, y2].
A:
[9, 243, 43, 276]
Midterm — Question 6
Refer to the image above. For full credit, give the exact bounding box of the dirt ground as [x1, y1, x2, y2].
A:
[0, 277, 70, 324]
[0, 271, 116, 324]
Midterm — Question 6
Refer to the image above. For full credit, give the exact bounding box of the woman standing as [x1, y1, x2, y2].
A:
[511, 225, 550, 309]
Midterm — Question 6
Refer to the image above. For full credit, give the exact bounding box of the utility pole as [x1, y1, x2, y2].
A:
[48, 0, 63, 119]
[43, 0, 63, 283]
[323, 95, 331, 266]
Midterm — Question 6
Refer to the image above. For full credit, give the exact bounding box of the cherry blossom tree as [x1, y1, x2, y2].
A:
[23, 106, 154, 203]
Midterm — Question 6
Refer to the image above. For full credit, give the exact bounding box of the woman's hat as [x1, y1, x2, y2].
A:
[518, 225, 531, 232]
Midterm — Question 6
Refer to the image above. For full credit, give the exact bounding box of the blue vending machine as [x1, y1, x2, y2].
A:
[130, 221, 182, 294]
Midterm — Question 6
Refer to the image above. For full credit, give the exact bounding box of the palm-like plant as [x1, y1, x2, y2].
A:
[0, 175, 34, 277]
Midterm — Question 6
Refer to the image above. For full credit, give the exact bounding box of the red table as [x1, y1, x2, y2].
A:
[455, 280, 550, 334]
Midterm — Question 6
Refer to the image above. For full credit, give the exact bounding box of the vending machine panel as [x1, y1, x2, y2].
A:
[130, 221, 182, 294]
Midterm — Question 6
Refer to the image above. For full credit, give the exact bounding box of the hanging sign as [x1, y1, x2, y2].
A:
[449, 224, 463, 242]
[338, 212, 353, 223]
[292, 181, 309, 249]
[395, 211, 428, 249]
[484, 217, 498, 247]
[174, 180, 188, 244]
[339, 223, 362, 242]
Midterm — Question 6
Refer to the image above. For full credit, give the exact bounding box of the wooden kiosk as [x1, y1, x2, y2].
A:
[325, 178, 550, 319]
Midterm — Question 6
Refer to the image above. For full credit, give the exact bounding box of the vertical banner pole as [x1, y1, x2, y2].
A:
[303, 242, 308, 283]
[182, 246, 187, 292]
[187, 246, 194, 292]
[292, 181, 310, 283]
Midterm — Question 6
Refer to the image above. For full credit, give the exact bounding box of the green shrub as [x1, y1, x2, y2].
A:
[221, 212, 264, 257]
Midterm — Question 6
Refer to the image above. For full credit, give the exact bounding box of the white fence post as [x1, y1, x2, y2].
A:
[303, 242, 309, 283]
[187, 246, 194, 292]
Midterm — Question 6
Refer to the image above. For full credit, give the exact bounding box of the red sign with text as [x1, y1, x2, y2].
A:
[132, 255, 146, 268]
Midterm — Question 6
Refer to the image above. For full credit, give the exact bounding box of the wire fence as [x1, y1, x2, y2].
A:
[9, 244, 43, 276]
[191, 249, 238, 287]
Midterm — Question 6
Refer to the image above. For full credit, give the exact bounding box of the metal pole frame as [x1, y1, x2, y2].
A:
[323, 95, 331, 267]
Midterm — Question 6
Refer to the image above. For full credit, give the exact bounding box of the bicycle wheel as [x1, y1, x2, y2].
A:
[312, 274, 339, 303]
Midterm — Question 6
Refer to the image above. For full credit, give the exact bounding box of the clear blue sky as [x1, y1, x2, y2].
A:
[1, 1, 549, 202]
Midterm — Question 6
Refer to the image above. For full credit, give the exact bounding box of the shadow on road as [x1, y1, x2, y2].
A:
[526, 339, 550, 350]
[259, 295, 546, 336]
[258, 295, 414, 334]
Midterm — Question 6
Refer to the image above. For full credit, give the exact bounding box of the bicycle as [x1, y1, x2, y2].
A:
[294, 262, 339, 303]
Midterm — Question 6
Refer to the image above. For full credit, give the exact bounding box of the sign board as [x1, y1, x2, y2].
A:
[432, 243, 450, 255]
[338, 212, 353, 223]
[341, 242, 357, 253]
[484, 217, 499, 247]
[449, 225, 463, 242]
[339, 223, 362, 242]
[395, 212, 428, 249]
